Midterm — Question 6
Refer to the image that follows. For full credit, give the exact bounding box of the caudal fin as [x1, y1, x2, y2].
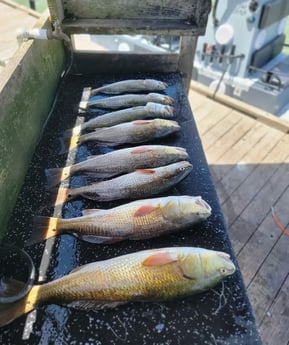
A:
[58, 136, 81, 155]
[0, 283, 39, 327]
[48, 187, 72, 207]
[25, 216, 61, 246]
[45, 166, 72, 189]
[62, 125, 82, 138]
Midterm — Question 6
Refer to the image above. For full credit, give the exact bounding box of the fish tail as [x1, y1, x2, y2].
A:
[48, 187, 72, 207]
[25, 216, 61, 246]
[0, 283, 40, 327]
[45, 166, 72, 189]
[62, 125, 82, 138]
[58, 135, 81, 155]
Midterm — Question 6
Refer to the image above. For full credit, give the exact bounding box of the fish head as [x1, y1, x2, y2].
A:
[179, 248, 236, 288]
[162, 196, 211, 223]
[167, 146, 189, 161]
[172, 161, 193, 179]
[154, 119, 180, 135]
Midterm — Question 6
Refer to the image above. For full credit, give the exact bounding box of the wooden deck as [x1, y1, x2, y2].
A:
[0, 0, 40, 73]
[189, 86, 289, 345]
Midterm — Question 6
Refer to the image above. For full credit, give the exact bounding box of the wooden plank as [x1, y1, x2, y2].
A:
[221, 133, 289, 226]
[209, 121, 269, 183]
[188, 90, 210, 111]
[178, 36, 197, 93]
[201, 111, 243, 151]
[0, 15, 65, 239]
[258, 273, 289, 345]
[195, 101, 232, 134]
[247, 227, 289, 327]
[58, 0, 212, 24]
[215, 128, 284, 206]
[205, 113, 255, 162]
[62, 19, 203, 35]
[190, 81, 289, 133]
[229, 160, 289, 254]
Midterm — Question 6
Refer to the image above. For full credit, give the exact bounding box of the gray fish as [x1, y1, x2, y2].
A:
[46, 145, 189, 188]
[59, 119, 180, 154]
[91, 79, 168, 95]
[52, 161, 192, 205]
[65, 102, 175, 137]
[85, 93, 174, 109]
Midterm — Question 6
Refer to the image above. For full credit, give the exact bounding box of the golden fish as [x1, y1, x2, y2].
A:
[0, 247, 236, 327]
[27, 195, 211, 245]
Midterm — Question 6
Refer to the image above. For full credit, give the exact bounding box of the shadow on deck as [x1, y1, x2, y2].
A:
[189, 86, 289, 345]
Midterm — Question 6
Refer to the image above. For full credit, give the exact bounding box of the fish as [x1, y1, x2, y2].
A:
[59, 119, 180, 154]
[84, 93, 174, 109]
[64, 102, 175, 137]
[27, 195, 211, 245]
[45, 145, 189, 189]
[0, 247, 236, 327]
[90, 79, 168, 95]
[50, 161, 192, 206]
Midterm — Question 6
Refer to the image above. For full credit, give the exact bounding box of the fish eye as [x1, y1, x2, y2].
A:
[67, 193, 72, 198]
[179, 166, 187, 171]
[220, 268, 227, 274]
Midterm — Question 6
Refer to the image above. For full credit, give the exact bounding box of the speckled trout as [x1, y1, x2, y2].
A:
[85, 93, 174, 109]
[90, 79, 168, 95]
[51, 161, 192, 206]
[64, 102, 175, 137]
[0, 247, 236, 327]
[59, 119, 180, 154]
[46, 145, 188, 188]
[28, 196, 211, 245]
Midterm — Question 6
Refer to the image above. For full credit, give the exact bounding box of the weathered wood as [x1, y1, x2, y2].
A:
[258, 273, 289, 345]
[55, 0, 211, 27]
[190, 81, 289, 133]
[189, 88, 289, 345]
[62, 19, 200, 35]
[178, 36, 197, 92]
[0, 16, 65, 239]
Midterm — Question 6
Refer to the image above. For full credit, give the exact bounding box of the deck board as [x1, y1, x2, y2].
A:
[189, 88, 289, 345]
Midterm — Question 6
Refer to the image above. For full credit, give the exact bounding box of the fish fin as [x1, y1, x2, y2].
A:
[45, 166, 72, 189]
[86, 155, 98, 160]
[67, 300, 126, 311]
[58, 136, 81, 155]
[78, 235, 125, 244]
[142, 252, 177, 267]
[133, 120, 150, 125]
[135, 169, 155, 174]
[48, 187, 72, 206]
[0, 285, 39, 327]
[134, 205, 159, 217]
[131, 147, 153, 154]
[25, 216, 60, 246]
[62, 125, 82, 138]
[81, 209, 103, 216]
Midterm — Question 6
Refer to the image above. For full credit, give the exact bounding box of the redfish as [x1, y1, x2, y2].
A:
[28, 195, 211, 245]
[91, 79, 168, 95]
[59, 119, 180, 154]
[51, 161, 192, 206]
[0, 247, 235, 327]
[85, 93, 174, 109]
[45, 145, 188, 188]
[65, 102, 175, 137]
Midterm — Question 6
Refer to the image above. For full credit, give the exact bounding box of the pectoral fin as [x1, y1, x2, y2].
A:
[134, 205, 159, 217]
[142, 252, 177, 266]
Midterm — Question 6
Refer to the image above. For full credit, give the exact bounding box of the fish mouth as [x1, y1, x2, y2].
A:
[195, 197, 212, 213]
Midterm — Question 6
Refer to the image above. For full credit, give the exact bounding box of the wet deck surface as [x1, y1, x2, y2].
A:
[189, 89, 289, 345]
